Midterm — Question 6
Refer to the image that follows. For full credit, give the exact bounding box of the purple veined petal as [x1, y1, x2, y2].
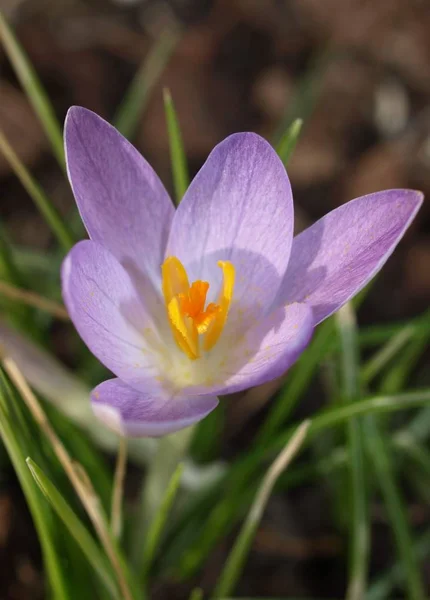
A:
[91, 378, 219, 437]
[166, 133, 294, 321]
[183, 302, 313, 397]
[64, 107, 174, 285]
[277, 189, 423, 325]
[62, 240, 166, 393]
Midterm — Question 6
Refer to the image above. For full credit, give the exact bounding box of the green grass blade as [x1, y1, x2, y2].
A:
[163, 88, 189, 204]
[211, 421, 310, 599]
[163, 390, 430, 580]
[273, 48, 331, 146]
[365, 417, 425, 600]
[188, 589, 204, 600]
[114, 28, 181, 140]
[336, 304, 369, 600]
[295, 390, 430, 439]
[0, 129, 74, 250]
[140, 463, 184, 584]
[256, 319, 336, 445]
[0, 222, 37, 333]
[361, 324, 416, 385]
[276, 118, 303, 165]
[132, 427, 194, 567]
[27, 458, 119, 598]
[380, 323, 430, 394]
[366, 529, 430, 600]
[0, 11, 65, 169]
[256, 286, 371, 447]
[0, 371, 71, 600]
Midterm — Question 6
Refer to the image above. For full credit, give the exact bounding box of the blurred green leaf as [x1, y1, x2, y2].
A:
[0, 370, 71, 600]
[191, 401, 225, 463]
[256, 318, 336, 445]
[132, 427, 194, 568]
[276, 118, 303, 165]
[163, 88, 189, 204]
[367, 529, 430, 600]
[27, 457, 119, 598]
[140, 463, 184, 584]
[363, 308, 430, 387]
[165, 389, 430, 578]
[0, 222, 36, 333]
[380, 313, 430, 394]
[336, 304, 369, 600]
[114, 28, 181, 140]
[0, 129, 74, 251]
[273, 48, 331, 146]
[212, 421, 310, 599]
[365, 417, 425, 600]
[0, 11, 65, 169]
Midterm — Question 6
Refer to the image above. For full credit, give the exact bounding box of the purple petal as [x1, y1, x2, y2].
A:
[167, 133, 294, 318]
[62, 240, 164, 392]
[184, 303, 313, 396]
[0, 319, 91, 415]
[277, 190, 423, 324]
[65, 107, 174, 283]
[91, 378, 219, 437]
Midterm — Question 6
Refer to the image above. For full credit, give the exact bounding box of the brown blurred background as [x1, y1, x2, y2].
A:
[1, 0, 429, 328]
[1, 0, 430, 598]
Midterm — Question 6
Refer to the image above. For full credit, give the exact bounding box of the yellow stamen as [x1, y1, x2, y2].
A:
[161, 256, 235, 359]
[203, 261, 235, 351]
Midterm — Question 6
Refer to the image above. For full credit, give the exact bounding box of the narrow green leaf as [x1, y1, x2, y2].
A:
[163, 390, 430, 580]
[188, 588, 204, 600]
[0, 11, 65, 169]
[141, 463, 184, 584]
[256, 319, 335, 445]
[27, 458, 119, 598]
[379, 316, 430, 394]
[0, 129, 74, 250]
[163, 88, 189, 204]
[273, 48, 331, 146]
[367, 529, 430, 600]
[257, 288, 371, 447]
[191, 402, 225, 463]
[361, 324, 416, 384]
[132, 428, 193, 567]
[365, 417, 425, 600]
[212, 421, 310, 599]
[275, 118, 303, 165]
[0, 222, 36, 333]
[336, 304, 369, 600]
[114, 28, 181, 140]
[358, 313, 430, 349]
[0, 371, 70, 600]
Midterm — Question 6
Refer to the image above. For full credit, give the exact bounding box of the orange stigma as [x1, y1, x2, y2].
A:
[161, 256, 235, 360]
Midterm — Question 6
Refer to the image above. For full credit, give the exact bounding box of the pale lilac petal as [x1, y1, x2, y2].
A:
[65, 106, 174, 283]
[167, 133, 294, 318]
[183, 303, 313, 396]
[91, 378, 219, 437]
[278, 190, 423, 324]
[0, 319, 91, 421]
[62, 240, 165, 392]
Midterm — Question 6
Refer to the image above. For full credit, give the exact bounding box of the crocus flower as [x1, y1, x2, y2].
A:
[62, 107, 423, 437]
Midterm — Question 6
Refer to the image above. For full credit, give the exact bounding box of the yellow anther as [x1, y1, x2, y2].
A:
[161, 256, 235, 359]
[167, 296, 199, 360]
[203, 261, 235, 351]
